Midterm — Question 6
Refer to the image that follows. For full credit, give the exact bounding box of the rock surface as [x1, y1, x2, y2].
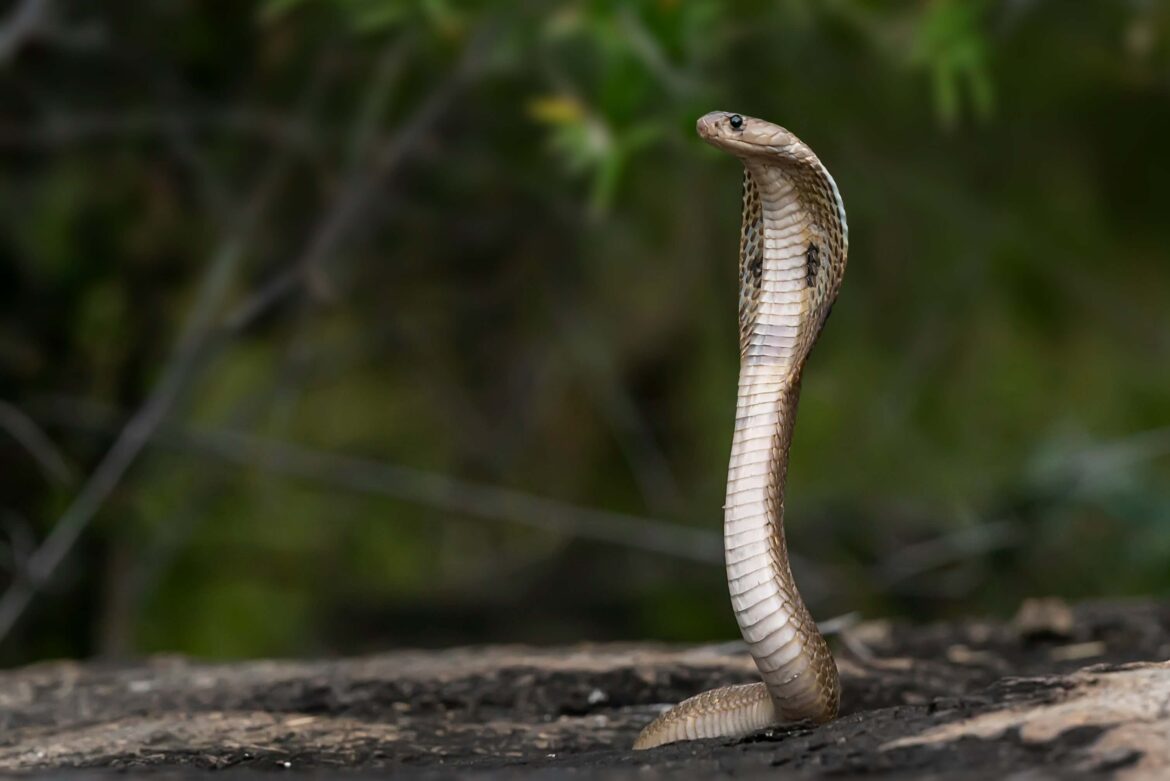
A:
[1, 599, 1168, 778]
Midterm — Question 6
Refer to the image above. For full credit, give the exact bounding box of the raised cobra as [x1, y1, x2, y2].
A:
[634, 112, 848, 750]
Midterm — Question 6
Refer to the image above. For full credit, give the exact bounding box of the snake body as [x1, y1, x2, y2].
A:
[634, 112, 848, 750]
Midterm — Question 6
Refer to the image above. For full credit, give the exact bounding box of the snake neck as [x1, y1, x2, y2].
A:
[723, 163, 841, 722]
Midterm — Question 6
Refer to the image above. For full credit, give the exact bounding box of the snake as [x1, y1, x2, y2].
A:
[633, 111, 848, 750]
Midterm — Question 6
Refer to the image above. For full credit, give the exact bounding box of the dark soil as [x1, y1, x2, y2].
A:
[1, 598, 1168, 779]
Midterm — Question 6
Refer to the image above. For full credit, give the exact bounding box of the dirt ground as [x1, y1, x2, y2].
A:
[0, 598, 1168, 779]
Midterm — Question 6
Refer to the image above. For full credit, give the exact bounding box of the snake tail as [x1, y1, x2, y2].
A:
[632, 682, 773, 750]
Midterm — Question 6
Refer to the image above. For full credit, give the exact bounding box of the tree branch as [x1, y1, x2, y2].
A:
[0, 400, 75, 487]
[36, 398, 724, 565]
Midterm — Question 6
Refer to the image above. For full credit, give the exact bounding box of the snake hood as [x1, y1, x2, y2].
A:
[698, 111, 849, 247]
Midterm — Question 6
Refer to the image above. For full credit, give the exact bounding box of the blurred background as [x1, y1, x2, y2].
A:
[0, 0, 1168, 665]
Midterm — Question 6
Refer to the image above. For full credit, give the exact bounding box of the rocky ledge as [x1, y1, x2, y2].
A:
[0, 599, 1167, 779]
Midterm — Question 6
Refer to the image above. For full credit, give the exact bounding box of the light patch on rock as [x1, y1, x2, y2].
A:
[883, 661, 1170, 779]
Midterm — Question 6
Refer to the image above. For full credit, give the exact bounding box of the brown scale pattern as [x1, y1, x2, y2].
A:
[734, 148, 847, 373]
[737, 170, 765, 356]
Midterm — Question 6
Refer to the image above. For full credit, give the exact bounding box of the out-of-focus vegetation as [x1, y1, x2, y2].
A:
[0, 0, 1168, 663]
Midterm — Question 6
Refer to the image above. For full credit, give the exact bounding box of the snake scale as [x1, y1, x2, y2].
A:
[634, 112, 848, 750]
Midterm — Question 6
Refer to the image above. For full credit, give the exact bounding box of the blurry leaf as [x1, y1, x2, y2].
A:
[589, 120, 663, 213]
[910, 0, 995, 127]
[543, 5, 584, 39]
[260, 0, 413, 33]
[527, 94, 586, 125]
[532, 101, 656, 214]
[260, 0, 312, 23]
[346, 2, 412, 34]
[420, 0, 465, 39]
[969, 64, 994, 119]
[931, 62, 960, 127]
[591, 148, 624, 214]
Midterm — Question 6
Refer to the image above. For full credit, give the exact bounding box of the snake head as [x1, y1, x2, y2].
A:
[696, 111, 802, 161]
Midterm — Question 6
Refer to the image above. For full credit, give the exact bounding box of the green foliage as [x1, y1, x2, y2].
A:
[911, 0, 995, 126]
[1, 0, 1169, 662]
[261, 0, 445, 36]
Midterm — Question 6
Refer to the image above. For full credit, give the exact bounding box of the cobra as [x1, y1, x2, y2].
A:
[634, 112, 848, 749]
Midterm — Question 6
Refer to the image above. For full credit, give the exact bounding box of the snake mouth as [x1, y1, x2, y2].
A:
[696, 111, 739, 144]
[696, 111, 729, 133]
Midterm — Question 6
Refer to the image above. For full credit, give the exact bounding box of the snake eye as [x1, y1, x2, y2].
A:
[729, 114, 744, 130]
